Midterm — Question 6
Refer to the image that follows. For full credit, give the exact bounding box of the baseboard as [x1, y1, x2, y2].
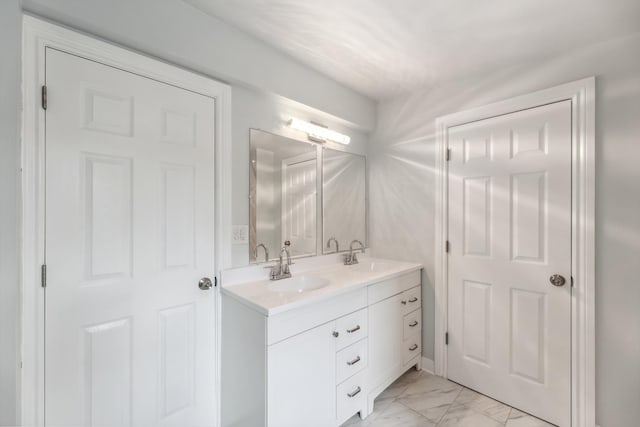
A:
[421, 357, 434, 374]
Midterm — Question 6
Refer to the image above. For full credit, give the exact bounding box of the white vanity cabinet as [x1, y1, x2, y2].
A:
[267, 307, 369, 427]
[367, 270, 422, 413]
[267, 321, 338, 426]
[220, 263, 422, 427]
[221, 288, 369, 427]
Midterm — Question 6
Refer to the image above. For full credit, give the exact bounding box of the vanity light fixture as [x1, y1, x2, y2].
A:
[288, 118, 351, 145]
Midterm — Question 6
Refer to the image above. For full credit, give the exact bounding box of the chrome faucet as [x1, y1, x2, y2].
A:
[327, 237, 339, 253]
[267, 243, 292, 280]
[254, 243, 269, 263]
[344, 240, 365, 265]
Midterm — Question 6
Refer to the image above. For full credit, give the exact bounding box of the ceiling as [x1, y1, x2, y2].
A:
[184, 0, 640, 100]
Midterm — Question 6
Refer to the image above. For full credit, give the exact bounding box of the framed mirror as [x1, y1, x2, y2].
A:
[322, 149, 367, 254]
[249, 129, 319, 263]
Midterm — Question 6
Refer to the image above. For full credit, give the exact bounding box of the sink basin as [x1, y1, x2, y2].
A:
[268, 276, 331, 293]
[348, 260, 396, 274]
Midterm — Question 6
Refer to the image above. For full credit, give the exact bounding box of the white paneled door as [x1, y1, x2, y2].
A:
[281, 154, 317, 256]
[447, 101, 572, 426]
[45, 48, 216, 426]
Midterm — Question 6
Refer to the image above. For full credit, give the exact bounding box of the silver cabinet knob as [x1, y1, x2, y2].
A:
[199, 277, 213, 290]
[549, 274, 566, 287]
[332, 331, 340, 338]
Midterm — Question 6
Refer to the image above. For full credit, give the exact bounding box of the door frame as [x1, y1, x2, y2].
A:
[433, 78, 595, 427]
[21, 16, 232, 426]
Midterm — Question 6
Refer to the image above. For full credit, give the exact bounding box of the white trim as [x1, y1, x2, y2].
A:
[434, 78, 595, 427]
[21, 16, 232, 426]
[420, 357, 435, 375]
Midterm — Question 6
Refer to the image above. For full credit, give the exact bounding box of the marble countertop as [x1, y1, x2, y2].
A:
[220, 257, 422, 316]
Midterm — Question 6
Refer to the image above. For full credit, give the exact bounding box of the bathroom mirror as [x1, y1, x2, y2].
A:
[249, 129, 318, 263]
[322, 149, 367, 255]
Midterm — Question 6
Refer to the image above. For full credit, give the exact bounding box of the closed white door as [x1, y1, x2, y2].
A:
[281, 155, 317, 256]
[45, 48, 216, 426]
[447, 101, 572, 426]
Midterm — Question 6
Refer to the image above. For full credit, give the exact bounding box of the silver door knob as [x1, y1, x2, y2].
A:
[199, 277, 213, 290]
[549, 274, 566, 287]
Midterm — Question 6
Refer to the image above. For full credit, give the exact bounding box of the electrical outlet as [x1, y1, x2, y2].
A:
[232, 225, 248, 244]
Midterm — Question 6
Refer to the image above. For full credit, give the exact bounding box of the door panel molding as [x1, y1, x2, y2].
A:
[21, 16, 231, 426]
[434, 78, 595, 427]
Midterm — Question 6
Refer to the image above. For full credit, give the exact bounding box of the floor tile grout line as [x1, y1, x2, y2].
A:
[435, 386, 465, 426]
[395, 400, 439, 426]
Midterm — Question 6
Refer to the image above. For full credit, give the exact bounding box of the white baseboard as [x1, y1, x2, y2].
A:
[421, 357, 435, 374]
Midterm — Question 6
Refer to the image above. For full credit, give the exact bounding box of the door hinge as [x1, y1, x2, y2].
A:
[445, 240, 450, 253]
[445, 332, 449, 345]
[445, 148, 451, 161]
[41, 264, 47, 288]
[41, 85, 48, 110]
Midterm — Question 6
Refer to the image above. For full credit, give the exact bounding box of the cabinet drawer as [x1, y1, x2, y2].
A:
[367, 270, 421, 304]
[336, 338, 368, 384]
[335, 308, 368, 350]
[336, 371, 366, 423]
[400, 286, 421, 315]
[403, 336, 421, 366]
[268, 288, 367, 345]
[403, 308, 422, 340]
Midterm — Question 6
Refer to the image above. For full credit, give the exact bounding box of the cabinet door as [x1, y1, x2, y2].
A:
[368, 294, 404, 390]
[267, 322, 337, 427]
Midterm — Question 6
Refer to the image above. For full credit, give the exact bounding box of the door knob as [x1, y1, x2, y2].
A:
[199, 277, 213, 290]
[549, 274, 566, 287]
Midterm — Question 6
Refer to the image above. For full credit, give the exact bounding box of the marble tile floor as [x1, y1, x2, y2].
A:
[343, 369, 555, 427]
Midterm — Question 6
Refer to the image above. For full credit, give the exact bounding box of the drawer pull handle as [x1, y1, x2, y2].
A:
[332, 331, 339, 338]
[347, 356, 361, 366]
[408, 297, 418, 303]
[347, 386, 362, 398]
[401, 300, 407, 305]
[409, 321, 419, 327]
[347, 325, 361, 334]
[409, 344, 419, 351]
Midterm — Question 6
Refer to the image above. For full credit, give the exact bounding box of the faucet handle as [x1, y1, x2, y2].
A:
[264, 264, 279, 279]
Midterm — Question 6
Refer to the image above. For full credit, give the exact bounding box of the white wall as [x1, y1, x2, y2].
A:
[369, 32, 640, 427]
[0, 1, 22, 425]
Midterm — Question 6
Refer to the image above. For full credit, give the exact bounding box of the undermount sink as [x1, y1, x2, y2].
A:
[348, 260, 396, 273]
[268, 275, 331, 293]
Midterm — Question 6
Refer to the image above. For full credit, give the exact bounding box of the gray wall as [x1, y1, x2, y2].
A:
[369, 32, 640, 427]
[0, 1, 22, 425]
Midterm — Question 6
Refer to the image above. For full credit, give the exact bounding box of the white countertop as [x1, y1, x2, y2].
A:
[220, 257, 422, 316]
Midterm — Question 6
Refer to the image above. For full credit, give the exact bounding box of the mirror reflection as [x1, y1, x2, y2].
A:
[250, 129, 318, 263]
[322, 149, 367, 254]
